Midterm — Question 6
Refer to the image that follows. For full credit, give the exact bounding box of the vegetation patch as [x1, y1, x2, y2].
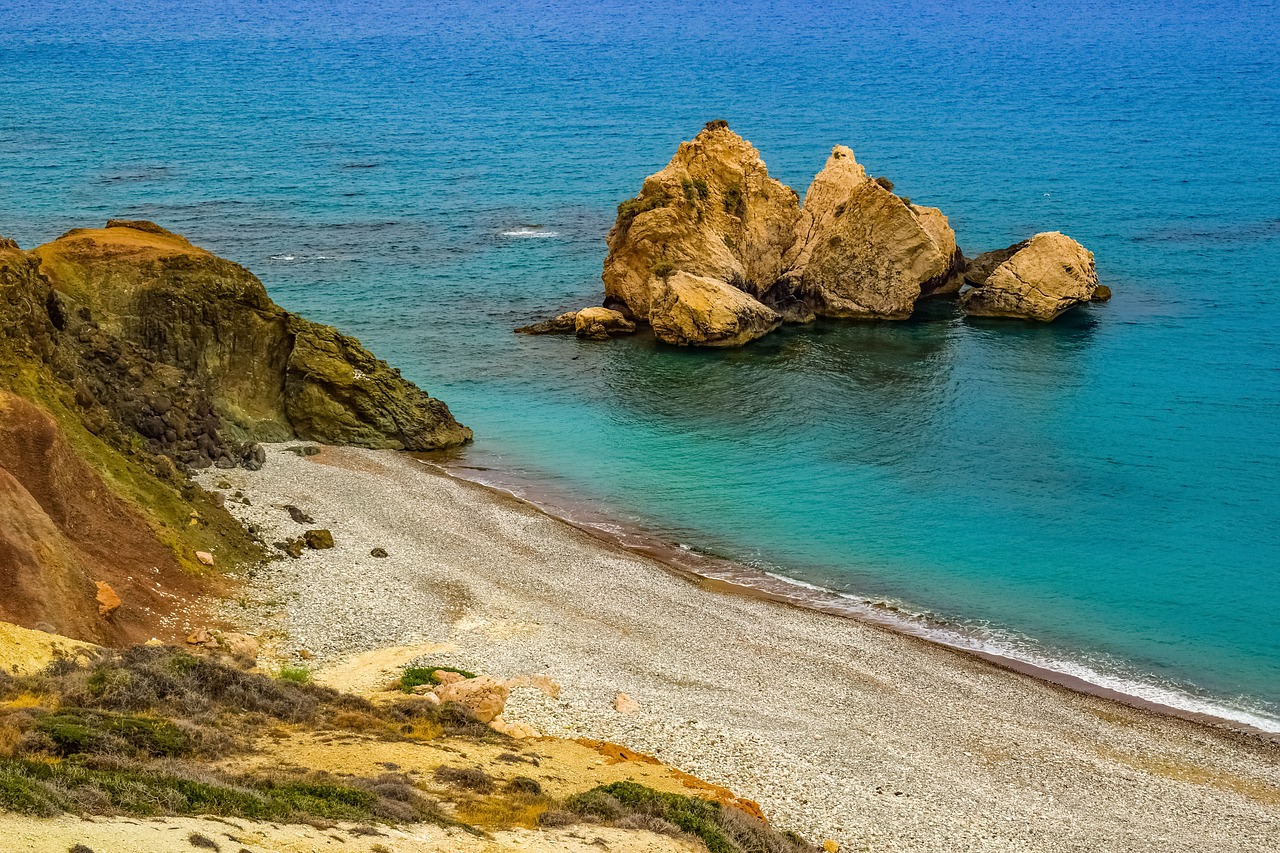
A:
[0, 646, 503, 827]
[562, 781, 816, 853]
[722, 184, 747, 218]
[398, 665, 477, 693]
[616, 194, 669, 226]
[651, 259, 676, 279]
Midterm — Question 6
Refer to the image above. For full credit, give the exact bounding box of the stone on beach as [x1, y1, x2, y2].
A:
[195, 550, 215, 566]
[614, 692, 641, 714]
[435, 674, 511, 723]
[303, 529, 334, 550]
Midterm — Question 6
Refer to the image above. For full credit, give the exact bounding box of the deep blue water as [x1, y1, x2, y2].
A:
[3, 0, 1279, 726]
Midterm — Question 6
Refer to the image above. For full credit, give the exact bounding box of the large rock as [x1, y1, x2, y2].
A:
[648, 272, 781, 347]
[602, 120, 800, 323]
[434, 674, 510, 724]
[32, 222, 471, 451]
[959, 232, 1100, 321]
[785, 146, 964, 318]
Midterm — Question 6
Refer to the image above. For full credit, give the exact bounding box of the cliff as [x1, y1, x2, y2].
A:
[0, 222, 470, 644]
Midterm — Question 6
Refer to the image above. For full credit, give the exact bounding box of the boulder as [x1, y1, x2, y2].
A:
[959, 232, 1100, 321]
[303, 529, 334, 550]
[613, 692, 641, 714]
[785, 146, 964, 318]
[489, 715, 539, 739]
[435, 675, 510, 724]
[195, 551, 215, 566]
[603, 120, 800, 322]
[649, 272, 781, 347]
[574, 307, 636, 340]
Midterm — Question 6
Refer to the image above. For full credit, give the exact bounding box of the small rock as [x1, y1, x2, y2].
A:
[614, 692, 641, 715]
[286, 445, 321, 457]
[216, 480, 233, 490]
[370, 547, 389, 558]
[95, 581, 121, 618]
[195, 551, 215, 566]
[186, 628, 213, 645]
[490, 715, 539, 739]
[304, 529, 334, 550]
[276, 538, 305, 559]
[209, 492, 226, 509]
[285, 505, 314, 524]
[218, 632, 259, 663]
[144, 637, 164, 647]
[824, 841, 840, 853]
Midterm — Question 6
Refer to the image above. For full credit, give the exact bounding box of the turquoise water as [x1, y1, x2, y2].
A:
[3, 1, 1279, 726]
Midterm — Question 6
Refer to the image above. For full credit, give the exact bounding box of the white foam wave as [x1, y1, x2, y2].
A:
[502, 228, 560, 238]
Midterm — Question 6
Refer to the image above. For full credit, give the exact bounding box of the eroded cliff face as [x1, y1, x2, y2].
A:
[591, 125, 972, 346]
[0, 221, 471, 643]
[34, 222, 472, 455]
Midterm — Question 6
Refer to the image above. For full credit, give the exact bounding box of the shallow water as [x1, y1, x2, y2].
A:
[3, 0, 1279, 727]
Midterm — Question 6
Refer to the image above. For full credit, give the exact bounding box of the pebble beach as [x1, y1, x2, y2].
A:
[200, 445, 1280, 852]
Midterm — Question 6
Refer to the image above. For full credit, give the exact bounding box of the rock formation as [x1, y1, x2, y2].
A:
[0, 220, 471, 644]
[601, 120, 800, 346]
[784, 145, 964, 319]
[959, 232, 1100, 321]
[34, 221, 472, 457]
[516, 306, 636, 340]
[520, 122, 1003, 346]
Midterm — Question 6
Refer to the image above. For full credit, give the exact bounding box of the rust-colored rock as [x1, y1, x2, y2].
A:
[435, 674, 511, 724]
[95, 581, 121, 618]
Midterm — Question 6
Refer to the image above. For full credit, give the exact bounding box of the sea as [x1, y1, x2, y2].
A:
[3, 0, 1278, 729]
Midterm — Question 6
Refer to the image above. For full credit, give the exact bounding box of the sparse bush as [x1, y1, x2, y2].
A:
[704, 119, 730, 132]
[681, 178, 710, 203]
[651, 259, 676, 279]
[507, 776, 542, 795]
[874, 176, 895, 192]
[722, 184, 746, 218]
[616, 194, 668, 226]
[563, 782, 818, 853]
[434, 765, 495, 793]
[276, 665, 311, 685]
[187, 832, 220, 850]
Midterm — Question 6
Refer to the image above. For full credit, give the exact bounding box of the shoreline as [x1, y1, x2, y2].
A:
[200, 444, 1280, 850]
[425, 453, 1280, 743]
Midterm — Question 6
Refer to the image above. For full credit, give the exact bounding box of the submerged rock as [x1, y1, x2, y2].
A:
[959, 232, 1101, 321]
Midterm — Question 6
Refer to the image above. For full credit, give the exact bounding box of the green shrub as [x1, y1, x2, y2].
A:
[651, 259, 676, 279]
[277, 665, 312, 685]
[563, 782, 816, 853]
[874, 175, 895, 192]
[616, 194, 668, 226]
[399, 666, 476, 693]
[681, 178, 710, 203]
[34, 709, 192, 758]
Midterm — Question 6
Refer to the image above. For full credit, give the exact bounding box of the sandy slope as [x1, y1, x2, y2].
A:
[201, 446, 1280, 853]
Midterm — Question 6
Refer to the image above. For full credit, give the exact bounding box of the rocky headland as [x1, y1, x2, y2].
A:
[520, 122, 1107, 345]
[0, 220, 470, 645]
